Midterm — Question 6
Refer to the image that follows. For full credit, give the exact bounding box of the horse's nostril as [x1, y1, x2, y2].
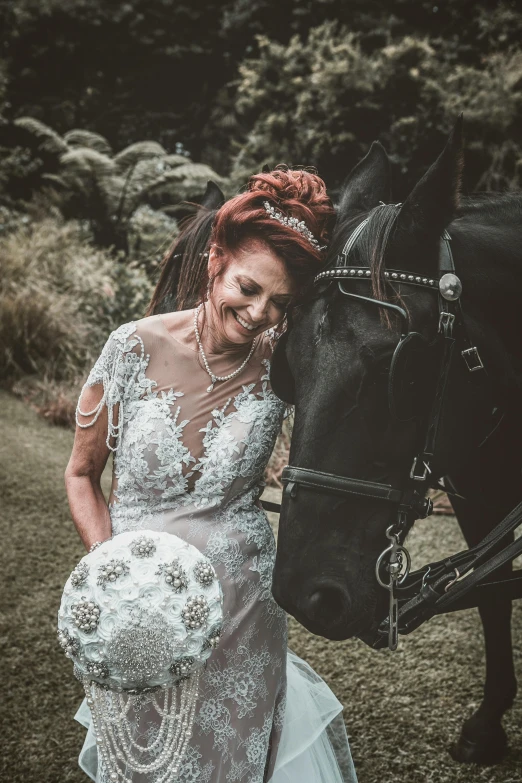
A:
[305, 583, 351, 626]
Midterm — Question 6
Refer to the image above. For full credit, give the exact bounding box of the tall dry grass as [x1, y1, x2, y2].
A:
[0, 215, 152, 421]
[0, 215, 152, 384]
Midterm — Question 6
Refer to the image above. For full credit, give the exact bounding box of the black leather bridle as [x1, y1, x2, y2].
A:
[276, 207, 522, 649]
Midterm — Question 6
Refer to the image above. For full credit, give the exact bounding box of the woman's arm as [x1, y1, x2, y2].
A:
[65, 383, 114, 551]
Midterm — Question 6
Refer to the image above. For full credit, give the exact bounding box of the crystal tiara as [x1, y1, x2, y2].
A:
[263, 201, 324, 252]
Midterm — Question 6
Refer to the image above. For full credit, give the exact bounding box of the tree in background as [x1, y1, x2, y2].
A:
[222, 15, 522, 196]
[1, 0, 521, 193]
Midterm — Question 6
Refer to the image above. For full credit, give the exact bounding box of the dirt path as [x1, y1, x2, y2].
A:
[1, 390, 520, 782]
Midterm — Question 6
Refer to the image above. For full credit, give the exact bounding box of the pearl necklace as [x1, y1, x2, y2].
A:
[193, 304, 258, 393]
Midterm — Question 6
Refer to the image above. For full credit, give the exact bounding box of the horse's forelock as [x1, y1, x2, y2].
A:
[327, 203, 402, 327]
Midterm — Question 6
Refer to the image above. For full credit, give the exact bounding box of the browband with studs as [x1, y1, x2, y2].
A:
[314, 266, 438, 290]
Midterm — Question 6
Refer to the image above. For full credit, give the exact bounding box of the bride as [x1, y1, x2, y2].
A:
[65, 166, 358, 782]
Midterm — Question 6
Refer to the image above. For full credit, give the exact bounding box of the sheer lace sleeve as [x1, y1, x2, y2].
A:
[75, 322, 140, 452]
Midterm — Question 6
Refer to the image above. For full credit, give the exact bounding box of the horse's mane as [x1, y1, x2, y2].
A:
[458, 191, 522, 221]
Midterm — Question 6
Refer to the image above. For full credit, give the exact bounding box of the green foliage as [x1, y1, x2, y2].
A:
[14, 117, 68, 157]
[113, 142, 167, 172]
[64, 129, 113, 156]
[1, 0, 521, 200]
[0, 216, 152, 384]
[226, 20, 522, 194]
[0, 117, 223, 266]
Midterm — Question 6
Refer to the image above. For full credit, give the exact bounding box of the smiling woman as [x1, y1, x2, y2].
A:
[64, 166, 356, 783]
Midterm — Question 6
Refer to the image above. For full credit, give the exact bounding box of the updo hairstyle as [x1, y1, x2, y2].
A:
[146, 166, 334, 316]
[210, 166, 335, 295]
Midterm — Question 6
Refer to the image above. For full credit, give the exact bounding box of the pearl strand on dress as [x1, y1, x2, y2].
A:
[193, 303, 258, 392]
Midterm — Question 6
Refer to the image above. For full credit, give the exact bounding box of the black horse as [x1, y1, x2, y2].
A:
[270, 118, 522, 764]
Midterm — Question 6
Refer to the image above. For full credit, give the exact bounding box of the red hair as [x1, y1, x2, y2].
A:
[210, 167, 334, 292]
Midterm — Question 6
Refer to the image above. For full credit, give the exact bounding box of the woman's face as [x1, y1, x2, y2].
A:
[207, 240, 296, 346]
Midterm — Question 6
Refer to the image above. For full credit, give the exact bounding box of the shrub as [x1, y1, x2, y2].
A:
[0, 215, 152, 385]
[225, 21, 522, 195]
[0, 118, 224, 267]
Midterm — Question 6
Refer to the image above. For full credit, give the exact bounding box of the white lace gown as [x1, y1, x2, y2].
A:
[73, 314, 357, 783]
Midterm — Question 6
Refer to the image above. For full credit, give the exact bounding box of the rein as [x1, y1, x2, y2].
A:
[275, 207, 522, 650]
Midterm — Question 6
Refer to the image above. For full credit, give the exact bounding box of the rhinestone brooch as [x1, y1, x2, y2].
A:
[156, 560, 188, 592]
[97, 559, 130, 590]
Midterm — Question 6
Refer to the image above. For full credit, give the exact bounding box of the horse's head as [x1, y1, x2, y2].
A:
[271, 118, 490, 642]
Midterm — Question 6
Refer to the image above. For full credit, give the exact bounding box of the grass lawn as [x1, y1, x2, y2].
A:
[1, 390, 521, 782]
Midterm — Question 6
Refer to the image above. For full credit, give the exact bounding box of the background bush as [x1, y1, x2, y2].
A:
[0, 215, 152, 385]
[2, 1, 521, 194]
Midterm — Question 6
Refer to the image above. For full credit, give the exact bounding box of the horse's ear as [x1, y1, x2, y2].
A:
[338, 142, 392, 214]
[396, 115, 464, 239]
[201, 180, 225, 211]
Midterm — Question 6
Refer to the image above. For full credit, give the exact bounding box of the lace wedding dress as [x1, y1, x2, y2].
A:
[73, 313, 357, 783]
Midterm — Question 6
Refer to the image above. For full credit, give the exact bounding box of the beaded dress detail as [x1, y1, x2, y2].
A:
[73, 314, 357, 783]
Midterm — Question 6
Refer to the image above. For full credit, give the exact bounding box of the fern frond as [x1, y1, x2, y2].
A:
[59, 148, 116, 178]
[114, 141, 167, 173]
[64, 130, 112, 156]
[14, 118, 68, 156]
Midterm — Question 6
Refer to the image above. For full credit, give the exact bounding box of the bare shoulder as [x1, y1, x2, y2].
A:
[156, 309, 194, 334]
[134, 309, 195, 351]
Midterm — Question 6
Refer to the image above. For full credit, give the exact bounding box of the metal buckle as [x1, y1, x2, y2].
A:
[438, 311, 455, 337]
[410, 456, 431, 482]
[375, 526, 412, 650]
[461, 346, 484, 372]
[420, 496, 433, 519]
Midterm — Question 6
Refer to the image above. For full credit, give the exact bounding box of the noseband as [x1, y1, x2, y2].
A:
[281, 206, 487, 649]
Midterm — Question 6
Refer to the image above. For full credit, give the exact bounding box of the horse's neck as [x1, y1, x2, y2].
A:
[450, 198, 522, 389]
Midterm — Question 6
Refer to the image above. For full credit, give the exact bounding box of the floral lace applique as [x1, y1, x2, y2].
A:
[171, 745, 215, 783]
[82, 323, 286, 533]
[204, 530, 248, 587]
[196, 625, 283, 766]
[224, 712, 276, 782]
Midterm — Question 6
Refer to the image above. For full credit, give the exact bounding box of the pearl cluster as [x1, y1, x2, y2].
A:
[70, 561, 89, 588]
[57, 627, 80, 658]
[314, 266, 438, 289]
[156, 559, 188, 592]
[86, 661, 109, 679]
[170, 656, 195, 681]
[130, 535, 156, 558]
[182, 596, 210, 630]
[106, 611, 174, 687]
[193, 304, 258, 393]
[71, 597, 101, 632]
[97, 559, 130, 590]
[193, 560, 215, 587]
